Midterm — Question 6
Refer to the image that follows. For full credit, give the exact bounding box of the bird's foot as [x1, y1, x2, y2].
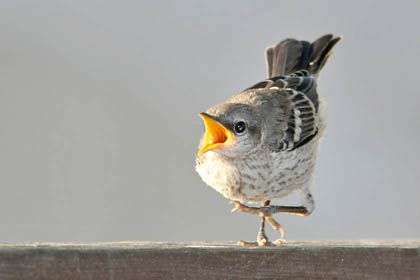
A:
[231, 200, 286, 240]
[231, 200, 308, 216]
[231, 200, 270, 216]
[236, 218, 273, 247]
[273, 239, 287, 245]
[237, 239, 287, 247]
[238, 240, 273, 246]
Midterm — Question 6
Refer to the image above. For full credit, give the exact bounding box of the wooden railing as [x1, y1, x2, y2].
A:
[0, 241, 419, 279]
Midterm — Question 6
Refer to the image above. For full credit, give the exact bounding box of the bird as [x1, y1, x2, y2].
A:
[195, 34, 341, 246]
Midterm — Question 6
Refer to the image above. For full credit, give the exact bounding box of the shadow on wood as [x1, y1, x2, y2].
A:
[0, 240, 419, 280]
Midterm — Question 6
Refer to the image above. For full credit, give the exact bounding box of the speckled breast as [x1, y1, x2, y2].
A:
[195, 140, 319, 203]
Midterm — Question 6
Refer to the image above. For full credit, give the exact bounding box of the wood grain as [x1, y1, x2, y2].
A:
[0, 241, 419, 280]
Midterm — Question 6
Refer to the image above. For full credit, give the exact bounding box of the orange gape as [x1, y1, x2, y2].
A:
[198, 113, 235, 156]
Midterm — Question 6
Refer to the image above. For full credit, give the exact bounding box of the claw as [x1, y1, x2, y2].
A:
[230, 200, 260, 215]
[230, 200, 240, 212]
[273, 239, 287, 246]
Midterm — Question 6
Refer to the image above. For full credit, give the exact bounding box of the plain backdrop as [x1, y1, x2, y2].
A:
[1, 1, 419, 243]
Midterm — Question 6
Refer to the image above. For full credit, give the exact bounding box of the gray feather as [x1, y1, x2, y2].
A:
[265, 34, 341, 77]
[266, 39, 303, 77]
[258, 34, 341, 152]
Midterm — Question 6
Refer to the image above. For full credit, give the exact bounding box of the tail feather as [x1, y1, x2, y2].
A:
[266, 34, 341, 78]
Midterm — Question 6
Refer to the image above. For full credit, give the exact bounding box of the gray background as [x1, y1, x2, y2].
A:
[1, 1, 419, 243]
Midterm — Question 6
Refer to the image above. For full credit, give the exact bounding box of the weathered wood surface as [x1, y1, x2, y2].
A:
[0, 240, 419, 280]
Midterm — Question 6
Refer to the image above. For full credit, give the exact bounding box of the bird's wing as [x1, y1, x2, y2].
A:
[253, 74, 318, 152]
[276, 87, 318, 152]
[248, 34, 341, 152]
[247, 70, 319, 111]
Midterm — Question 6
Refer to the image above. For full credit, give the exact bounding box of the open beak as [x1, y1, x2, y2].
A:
[198, 113, 235, 156]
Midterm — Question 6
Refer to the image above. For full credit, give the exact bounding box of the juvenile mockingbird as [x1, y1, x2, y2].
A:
[196, 34, 341, 246]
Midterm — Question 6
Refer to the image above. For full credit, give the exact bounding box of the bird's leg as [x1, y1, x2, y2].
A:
[238, 200, 271, 247]
[233, 200, 286, 246]
[256, 200, 270, 246]
[232, 200, 309, 228]
[232, 201, 310, 216]
[232, 202, 311, 246]
[233, 191, 315, 246]
[234, 200, 287, 246]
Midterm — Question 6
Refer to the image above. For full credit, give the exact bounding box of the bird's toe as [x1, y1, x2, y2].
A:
[273, 239, 287, 246]
[238, 240, 259, 247]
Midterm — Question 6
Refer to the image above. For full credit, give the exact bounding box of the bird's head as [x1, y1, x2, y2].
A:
[198, 103, 263, 158]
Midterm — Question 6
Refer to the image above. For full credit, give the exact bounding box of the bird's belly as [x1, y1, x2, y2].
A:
[235, 151, 317, 202]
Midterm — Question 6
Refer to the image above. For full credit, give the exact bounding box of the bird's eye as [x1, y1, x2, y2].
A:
[234, 121, 247, 134]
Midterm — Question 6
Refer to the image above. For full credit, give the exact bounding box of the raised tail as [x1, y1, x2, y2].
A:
[265, 34, 341, 78]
